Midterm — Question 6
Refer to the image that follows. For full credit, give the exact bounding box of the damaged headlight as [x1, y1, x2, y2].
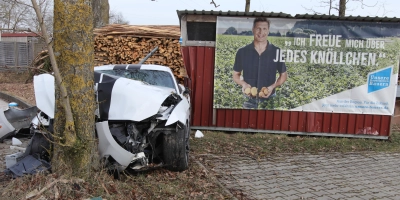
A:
[156, 105, 174, 120]
[155, 93, 182, 121]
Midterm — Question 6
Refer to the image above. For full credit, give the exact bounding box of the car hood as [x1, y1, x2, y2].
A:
[97, 76, 178, 121]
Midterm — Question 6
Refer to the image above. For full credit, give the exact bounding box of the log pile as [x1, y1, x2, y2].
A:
[94, 24, 186, 82]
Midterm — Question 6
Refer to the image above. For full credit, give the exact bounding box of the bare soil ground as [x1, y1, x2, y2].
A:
[0, 71, 232, 199]
[0, 137, 30, 171]
[0, 70, 35, 106]
[0, 71, 34, 171]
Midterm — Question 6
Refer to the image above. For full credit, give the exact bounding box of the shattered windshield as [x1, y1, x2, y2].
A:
[98, 69, 176, 89]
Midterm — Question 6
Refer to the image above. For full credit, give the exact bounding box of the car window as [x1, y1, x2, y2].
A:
[98, 69, 176, 89]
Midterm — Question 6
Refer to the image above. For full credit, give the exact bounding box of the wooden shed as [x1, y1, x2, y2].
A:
[177, 10, 400, 139]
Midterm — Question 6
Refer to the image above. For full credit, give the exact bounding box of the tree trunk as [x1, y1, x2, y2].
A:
[339, 0, 346, 17]
[245, 0, 250, 12]
[92, 0, 109, 28]
[53, 0, 98, 179]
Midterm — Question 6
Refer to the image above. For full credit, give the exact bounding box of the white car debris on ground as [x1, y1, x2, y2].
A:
[0, 63, 192, 176]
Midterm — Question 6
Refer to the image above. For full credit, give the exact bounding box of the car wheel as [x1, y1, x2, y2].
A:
[162, 123, 189, 171]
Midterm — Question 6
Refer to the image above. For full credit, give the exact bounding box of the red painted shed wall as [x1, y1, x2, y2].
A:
[181, 46, 391, 137]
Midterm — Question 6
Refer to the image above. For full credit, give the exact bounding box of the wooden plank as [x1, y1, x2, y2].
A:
[191, 47, 201, 126]
[355, 114, 365, 134]
[379, 116, 391, 136]
[225, 109, 233, 127]
[338, 114, 348, 134]
[281, 111, 290, 131]
[273, 111, 282, 130]
[200, 47, 214, 126]
[314, 113, 323, 132]
[241, 110, 250, 128]
[372, 115, 382, 135]
[347, 114, 357, 134]
[330, 113, 340, 133]
[297, 112, 307, 132]
[180, 15, 188, 46]
[216, 109, 225, 127]
[248, 110, 258, 129]
[186, 15, 217, 22]
[306, 112, 315, 132]
[289, 111, 299, 132]
[322, 113, 332, 133]
[233, 110, 242, 128]
[265, 110, 274, 130]
[256, 110, 266, 129]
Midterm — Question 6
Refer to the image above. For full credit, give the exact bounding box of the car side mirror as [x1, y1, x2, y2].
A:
[183, 87, 191, 95]
[179, 84, 190, 95]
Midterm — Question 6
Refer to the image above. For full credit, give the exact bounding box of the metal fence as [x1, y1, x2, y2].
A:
[0, 41, 33, 71]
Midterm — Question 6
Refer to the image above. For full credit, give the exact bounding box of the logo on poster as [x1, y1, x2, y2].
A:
[367, 67, 392, 93]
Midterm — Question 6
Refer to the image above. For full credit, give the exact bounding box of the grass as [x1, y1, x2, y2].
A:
[1, 129, 399, 199]
[190, 128, 400, 159]
[0, 157, 228, 200]
[1, 71, 400, 199]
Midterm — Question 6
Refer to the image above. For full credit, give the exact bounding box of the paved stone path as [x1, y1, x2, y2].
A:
[203, 152, 400, 200]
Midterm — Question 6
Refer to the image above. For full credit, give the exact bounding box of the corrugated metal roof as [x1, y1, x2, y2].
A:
[295, 14, 400, 22]
[177, 10, 400, 22]
[1, 33, 39, 37]
[177, 10, 293, 18]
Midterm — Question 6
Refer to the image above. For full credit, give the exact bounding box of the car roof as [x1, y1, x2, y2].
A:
[94, 64, 173, 73]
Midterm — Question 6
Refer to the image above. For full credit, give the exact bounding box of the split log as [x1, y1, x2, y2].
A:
[32, 24, 187, 83]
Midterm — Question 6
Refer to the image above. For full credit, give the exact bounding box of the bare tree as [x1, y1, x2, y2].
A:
[245, 0, 250, 12]
[92, 0, 109, 28]
[0, 0, 53, 35]
[209, 0, 251, 12]
[52, 0, 98, 178]
[30, 0, 53, 35]
[210, 0, 219, 8]
[109, 10, 129, 24]
[31, 0, 99, 179]
[0, 0, 32, 31]
[303, 0, 379, 17]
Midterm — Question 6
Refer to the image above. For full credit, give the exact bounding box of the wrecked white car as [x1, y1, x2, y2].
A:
[93, 64, 191, 172]
[1, 63, 191, 175]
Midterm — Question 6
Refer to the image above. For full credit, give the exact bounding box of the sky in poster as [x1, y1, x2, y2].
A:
[110, 0, 400, 25]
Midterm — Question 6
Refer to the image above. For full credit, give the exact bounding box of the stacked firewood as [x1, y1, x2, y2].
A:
[94, 24, 186, 82]
[30, 24, 186, 82]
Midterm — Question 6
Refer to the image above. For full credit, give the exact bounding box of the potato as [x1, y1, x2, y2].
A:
[261, 87, 269, 95]
[244, 87, 251, 95]
[251, 87, 258, 97]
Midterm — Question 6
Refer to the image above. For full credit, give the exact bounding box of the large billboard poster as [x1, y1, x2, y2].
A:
[213, 16, 400, 115]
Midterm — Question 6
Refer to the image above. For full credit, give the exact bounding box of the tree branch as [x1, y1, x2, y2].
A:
[210, 0, 219, 8]
[30, 0, 76, 144]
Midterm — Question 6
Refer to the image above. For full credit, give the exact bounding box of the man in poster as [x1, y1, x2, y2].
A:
[232, 17, 288, 109]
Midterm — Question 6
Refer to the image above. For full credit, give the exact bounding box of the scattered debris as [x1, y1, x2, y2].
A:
[12, 137, 22, 146]
[195, 130, 204, 138]
[4, 155, 50, 178]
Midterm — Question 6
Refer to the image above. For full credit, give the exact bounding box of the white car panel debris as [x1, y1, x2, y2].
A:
[166, 97, 190, 126]
[33, 74, 55, 118]
[96, 121, 140, 169]
[0, 109, 15, 138]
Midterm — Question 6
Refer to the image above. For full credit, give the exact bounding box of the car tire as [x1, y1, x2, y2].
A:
[162, 123, 189, 171]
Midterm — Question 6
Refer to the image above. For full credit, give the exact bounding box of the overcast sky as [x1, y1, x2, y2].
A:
[109, 0, 400, 25]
